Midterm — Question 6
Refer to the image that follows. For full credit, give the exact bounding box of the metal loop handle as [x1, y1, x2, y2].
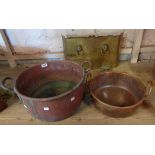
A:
[85, 71, 92, 85]
[145, 80, 153, 97]
[143, 80, 154, 104]
[81, 61, 92, 73]
[1, 77, 15, 93]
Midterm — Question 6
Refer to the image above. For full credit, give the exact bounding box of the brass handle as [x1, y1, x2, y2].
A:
[85, 71, 92, 85]
[145, 80, 153, 97]
[75, 45, 83, 56]
[101, 44, 109, 55]
[143, 80, 154, 104]
[81, 61, 92, 84]
[81, 61, 92, 73]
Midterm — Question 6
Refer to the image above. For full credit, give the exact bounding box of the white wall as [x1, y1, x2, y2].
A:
[0, 29, 136, 56]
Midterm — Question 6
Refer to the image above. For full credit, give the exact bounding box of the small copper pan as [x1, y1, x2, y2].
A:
[88, 72, 153, 117]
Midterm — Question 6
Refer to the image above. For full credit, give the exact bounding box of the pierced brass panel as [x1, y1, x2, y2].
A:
[63, 35, 121, 70]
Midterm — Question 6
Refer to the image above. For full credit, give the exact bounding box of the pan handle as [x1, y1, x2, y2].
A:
[145, 80, 153, 97]
[81, 61, 92, 73]
[1, 77, 15, 93]
[85, 71, 92, 85]
[81, 61, 92, 84]
[143, 80, 154, 104]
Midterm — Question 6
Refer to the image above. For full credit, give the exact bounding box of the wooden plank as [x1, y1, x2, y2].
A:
[140, 46, 155, 53]
[131, 29, 144, 63]
[15, 53, 64, 60]
[1, 45, 155, 62]
[0, 48, 131, 60]
[139, 46, 155, 61]
[1, 100, 155, 125]
[0, 52, 64, 60]
[1, 46, 155, 62]
[0, 29, 17, 68]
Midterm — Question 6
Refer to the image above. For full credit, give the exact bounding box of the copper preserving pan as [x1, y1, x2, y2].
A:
[88, 72, 152, 117]
[1, 60, 91, 122]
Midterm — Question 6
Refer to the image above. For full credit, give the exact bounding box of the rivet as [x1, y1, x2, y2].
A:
[24, 105, 27, 109]
[41, 63, 48, 68]
[44, 107, 49, 111]
[71, 96, 75, 102]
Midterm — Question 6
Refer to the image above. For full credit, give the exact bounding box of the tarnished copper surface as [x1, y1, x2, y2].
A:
[89, 72, 147, 117]
[10, 60, 85, 122]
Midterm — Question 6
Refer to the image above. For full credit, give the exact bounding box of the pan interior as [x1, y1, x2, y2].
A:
[30, 80, 76, 98]
[15, 61, 84, 99]
[89, 72, 146, 107]
[94, 85, 139, 107]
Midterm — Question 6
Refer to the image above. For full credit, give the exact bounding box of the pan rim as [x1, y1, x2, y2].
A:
[14, 60, 85, 102]
[89, 71, 146, 109]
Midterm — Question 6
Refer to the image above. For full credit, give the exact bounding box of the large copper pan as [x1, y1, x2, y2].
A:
[1, 60, 91, 122]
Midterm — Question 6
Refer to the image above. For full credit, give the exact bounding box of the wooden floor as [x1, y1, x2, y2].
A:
[1, 61, 155, 124]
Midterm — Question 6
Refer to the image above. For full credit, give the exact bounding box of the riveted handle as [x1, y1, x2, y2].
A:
[85, 71, 92, 85]
[1, 77, 15, 93]
[81, 61, 92, 73]
[81, 61, 92, 85]
[145, 80, 153, 97]
[143, 80, 154, 105]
